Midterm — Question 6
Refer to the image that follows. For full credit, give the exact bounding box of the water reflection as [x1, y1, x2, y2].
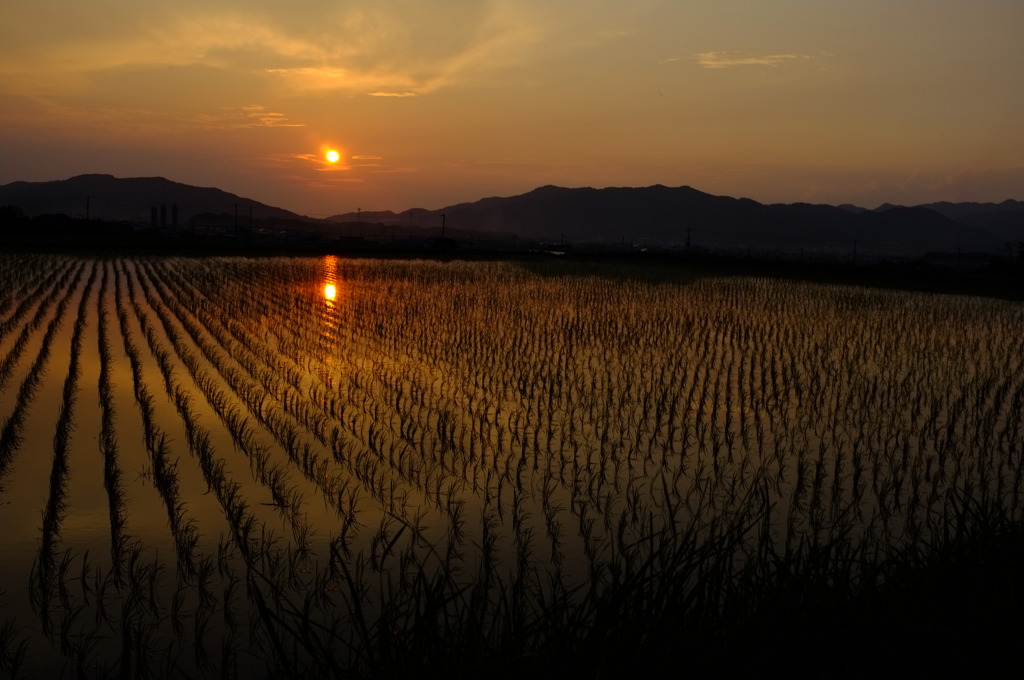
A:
[319, 256, 343, 351]
[322, 255, 340, 308]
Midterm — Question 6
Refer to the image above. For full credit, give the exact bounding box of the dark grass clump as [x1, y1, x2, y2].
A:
[240, 490, 1024, 680]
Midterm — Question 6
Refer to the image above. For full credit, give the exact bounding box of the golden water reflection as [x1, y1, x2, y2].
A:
[322, 255, 340, 308]
[319, 256, 342, 349]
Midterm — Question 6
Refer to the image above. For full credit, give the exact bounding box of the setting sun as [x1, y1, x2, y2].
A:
[325, 149, 340, 164]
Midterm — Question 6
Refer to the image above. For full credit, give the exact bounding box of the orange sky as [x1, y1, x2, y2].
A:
[2, 1, 1022, 216]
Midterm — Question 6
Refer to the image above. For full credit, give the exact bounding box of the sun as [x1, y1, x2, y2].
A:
[325, 149, 340, 163]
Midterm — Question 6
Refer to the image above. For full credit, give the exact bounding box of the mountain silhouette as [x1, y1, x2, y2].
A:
[3, 175, 1021, 256]
[332, 185, 1019, 256]
[919, 200, 1024, 243]
[0, 174, 305, 224]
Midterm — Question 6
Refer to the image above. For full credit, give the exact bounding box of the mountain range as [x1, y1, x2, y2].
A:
[329, 186, 1024, 257]
[2, 174, 1022, 257]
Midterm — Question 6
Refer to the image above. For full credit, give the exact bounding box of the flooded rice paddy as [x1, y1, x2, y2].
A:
[0, 253, 1022, 677]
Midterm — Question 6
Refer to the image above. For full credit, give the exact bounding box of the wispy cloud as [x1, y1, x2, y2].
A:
[0, 2, 546, 98]
[210, 105, 305, 128]
[264, 66, 409, 93]
[266, 3, 544, 95]
[695, 51, 816, 69]
[293, 152, 352, 172]
[0, 98, 305, 137]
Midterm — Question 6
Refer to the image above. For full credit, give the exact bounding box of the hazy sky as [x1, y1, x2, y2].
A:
[2, 0, 1022, 216]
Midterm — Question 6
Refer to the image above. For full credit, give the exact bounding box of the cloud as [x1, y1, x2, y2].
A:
[264, 66, 402, 93]
[0, 1, 546, 97]
[210, 105, 304, 128]
[268, 2, 544, 95]
[695, 51, 816, 69]
[0, 98, 301, 137]
[293, 152, 352, 172]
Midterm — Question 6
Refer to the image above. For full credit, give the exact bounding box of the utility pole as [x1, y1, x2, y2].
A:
[441, 213, 446, 239]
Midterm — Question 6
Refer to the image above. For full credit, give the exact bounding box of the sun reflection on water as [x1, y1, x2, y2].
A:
[322, 255, 340, 308]
[319, 256, 343, 350]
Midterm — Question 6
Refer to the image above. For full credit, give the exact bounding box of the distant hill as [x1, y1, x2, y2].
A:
[3, 175, 1021, 256]
[919, 200, 1024, 244]
[332, 185, 1021, 257]
[0, 174, 307, 225]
